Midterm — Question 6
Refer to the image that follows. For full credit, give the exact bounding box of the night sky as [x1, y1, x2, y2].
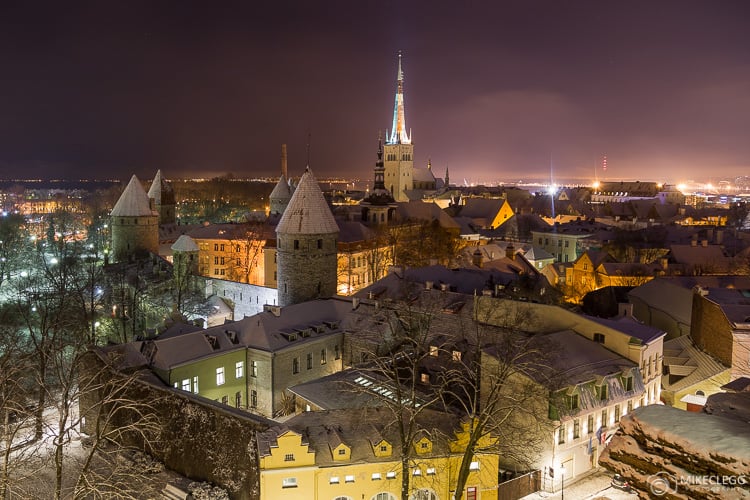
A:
[0, 1, 748, 184]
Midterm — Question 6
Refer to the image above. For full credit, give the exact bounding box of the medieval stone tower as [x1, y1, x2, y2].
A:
[384, 52, 413, 202]
[147, 169, 176, 225]
[269, 144, 293, 216]
[110, 175, 159, 263]
[275, 168, 339, 307]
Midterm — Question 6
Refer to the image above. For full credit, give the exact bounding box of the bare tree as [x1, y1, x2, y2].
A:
[349, 294, 447, 500]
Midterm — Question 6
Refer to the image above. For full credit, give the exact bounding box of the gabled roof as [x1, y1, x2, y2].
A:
[583, 314, 665, 344]
[206, 298, 351, 352]
[111, 175, 156, 217]
[454, 198, 506, 219]
[523, 246, 554, 261]
[669, 244, 731, 272]
[395, 201, 460, 230]
[412, 166, 436, 183]
[276, 169, 339, 235]
[662, 335, 728, 393]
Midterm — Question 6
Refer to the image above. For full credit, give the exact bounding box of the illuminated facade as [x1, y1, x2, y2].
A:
[258, 408, 499, 500]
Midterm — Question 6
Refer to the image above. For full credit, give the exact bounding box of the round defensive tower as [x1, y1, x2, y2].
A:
[275, 168, 339, 307]
[110, 175, 159, 263]
[147, 169, 176, 225]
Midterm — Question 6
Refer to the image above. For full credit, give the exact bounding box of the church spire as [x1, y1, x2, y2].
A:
[388, 51, 411, 145]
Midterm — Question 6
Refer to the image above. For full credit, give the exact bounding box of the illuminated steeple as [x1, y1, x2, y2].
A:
[388, 51, 411, 145]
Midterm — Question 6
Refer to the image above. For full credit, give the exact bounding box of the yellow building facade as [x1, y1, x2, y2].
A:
[258, 410, 499, 500]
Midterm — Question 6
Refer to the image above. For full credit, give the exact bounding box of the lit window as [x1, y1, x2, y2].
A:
[386, 471, 397, 479]
[420, 373, 429, 384]
[193, 376, 199, 393]
[282, 477, 297, 488]
[469, 461, 480, 470]
[251, 360, 258, 377]
[216, 367, 225, 386]
[235, 361, 244, 378]
[320, 349, 327, 364]
[429, 345, 438, 357]
[345, 475, 355, 483]
[371, 472, 382, 480]
[413, 469, 422, 476]
[329, 477, 339, 484]
[181, 379, 190, 391]
[452, 350, 462, 362]
[426, 468, 436, 475]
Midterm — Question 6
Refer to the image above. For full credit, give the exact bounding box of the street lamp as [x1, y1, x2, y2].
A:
[560, 465, 566, 500]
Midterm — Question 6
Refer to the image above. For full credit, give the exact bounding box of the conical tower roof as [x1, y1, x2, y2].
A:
[147, 169, 175, 205]
[171, 234, 199, 252]
[269, 174, 292, 202]
[111, 175, 156, 217]
[276, 169, 338, 235]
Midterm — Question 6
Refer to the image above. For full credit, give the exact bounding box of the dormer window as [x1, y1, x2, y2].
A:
[569, 393, 579, 410]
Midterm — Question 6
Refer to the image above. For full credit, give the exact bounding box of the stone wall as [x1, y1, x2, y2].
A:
[277, 232, 338, 307]
[80, 349, 272, 500]
[691, 293, 733, 367]
[599, 404, 750, 499]
[209, 278, 278, 318]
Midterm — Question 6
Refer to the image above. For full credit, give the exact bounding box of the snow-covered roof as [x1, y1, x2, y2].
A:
[269, 174, 292, 201]
[171, 234, 199, 252]
[276, 169, 339, 235]
[111, 175, 157, 217]
[662, 335, 729, 393]
[147, 169, 172, 203]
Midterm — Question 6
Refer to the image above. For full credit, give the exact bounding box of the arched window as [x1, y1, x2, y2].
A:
[372, 494, 397, 500]
[410, 490, 438, 500]
[334, 497, 353, 500]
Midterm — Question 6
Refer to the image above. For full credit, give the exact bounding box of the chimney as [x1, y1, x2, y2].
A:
[472, 249, 483, 268]
[263, 304, 282, 317]
[280, 144, 288, 179]
[505, 242, 515, 260]
[440, 283, 450, 291]
[425, 281, 433, 290]
[618, 303, 634, 317]
[701, 239, 708, 247]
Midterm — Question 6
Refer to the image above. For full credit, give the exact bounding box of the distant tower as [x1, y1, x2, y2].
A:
[269, 144, 293, 216]
[147, 169, 176, 225]
[445, 165, 450, 188]
[110, 175, 159, 263]
[384, 52, 413, 202]
[276, 168, 339, 307]
[360, 134, 397, 225]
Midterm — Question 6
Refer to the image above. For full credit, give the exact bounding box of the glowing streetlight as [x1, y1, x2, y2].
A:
[560, 464, 566, 500]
